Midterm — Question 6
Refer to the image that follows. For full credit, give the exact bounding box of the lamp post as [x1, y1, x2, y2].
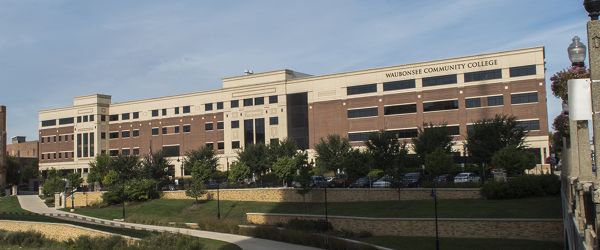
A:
[431, 180, 440, 250]
[217, 182, 221, 220]
[568, 36, 587, 67]
[584, 0, 600, 183]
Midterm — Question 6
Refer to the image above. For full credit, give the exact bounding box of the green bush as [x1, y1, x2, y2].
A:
[0, 230, 57, 248]
[481, 175, 560, 199]
[126, 178, 160, 202]
[102, 188, 125, 205]
[68, 235, 128, 250]
[286, 219, 332, 232]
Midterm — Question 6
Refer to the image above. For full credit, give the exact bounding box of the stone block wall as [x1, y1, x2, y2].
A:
[246, 213, 563, 242]
[64, 191, 104, 208]
[0, 220, 112, 241]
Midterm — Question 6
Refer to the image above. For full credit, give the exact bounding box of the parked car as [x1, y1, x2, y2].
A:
[349, 177, 371, 188]
[402, 172, 422, 187]
[311, 176, 328, 188]
[205, 181, 219, 189]
[372, 176, 393, 188]
[327, 176, 348, 188]
[453, 172, 480, 183]
[435, 174, 453, 183]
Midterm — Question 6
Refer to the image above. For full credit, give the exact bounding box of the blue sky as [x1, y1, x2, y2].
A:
[0, 0, 591, 140]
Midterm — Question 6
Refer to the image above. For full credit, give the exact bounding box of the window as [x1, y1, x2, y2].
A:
[347, 84, 377, 95]
[383, 79, 416, 91]
[174, 126, 180, 133]
[270, 138, 279, 144]
[133, 148, 140, 156]
[174, 107, 180, 114]
[384, 104, 417, 115]
[58, 136, 61, 142]
[464, 69, 502, 82]
[101, 132, 106, 139]
[243, 98, 253, 106]
[162, 109, 167, 116]
[121, 131, 130, 138]
[77, 116, 82, 123]
[348, 131, 374, 142]
[422, 74, 457, 87]
[205, 103, 213, 111]
[108, 115, 118, 121]
[232, 141, 241, 149]
[59, 117, 74, 125]
[122, 149, 130, 156]
[269, 95, 278, 104]
[217, 142, 225, 150]
[109, 132, 119, 139]
[231, 100, 239, 108]
[109, 149, 119, 156]
[231, 120, 240, 128]
[205, 122, 213, 131]
[270, 117, 279, 125]
[517, 120, 540, 131]
[347, 107, 378, 118]
[41, 119, 56, 127]
[89, 115, 94, 122]
[205, 143, 214, 150]
[152, 110, 159, 117]
[122, 113, 130, 120]
[244, 119, 254, 146]
[83, 116, 88, 122]
[133, 112, 139, 119]
[152, 128, 159, 136]
[162, 127, 168, 134]
[183, 125, 191, 133]
[388, 128, 419, 138]
[487, 95, 504, 106]
[101, 115, 106, 122]
[254, 97, 264, 105]
[510, 65, 537, 77]
[465, 98, 481, 108]
[58, 152, 62, 159]
[423, 100, 458, 112]
[217, 102, 224, 110]
[424, 125, 460, 135]
[511, 92, 538, 104]
[217, 121, 224, 130]
[162, 145, 180, 157]
[132, 130, 139, 137]
[183, 106, 191, 113]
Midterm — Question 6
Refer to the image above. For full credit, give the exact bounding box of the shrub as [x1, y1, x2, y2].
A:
[0, 230, 56, 248]
[481, 174, 560, 199]
[102, 188, 125, 205]
[68, 235, 128, 250]
[126, 178, 160, 202]
[239, 226, 377, 250]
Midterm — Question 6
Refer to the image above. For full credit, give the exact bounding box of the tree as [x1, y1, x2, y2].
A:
[186, 178, 206, 204]
[424, 148, 454, 177]
[185, 161, 214, 203]
[314, 134, 351, 174]
[41, 169, 66, 197]
[66, 172, 82, 190]
[236, 143, 269, 181]
[109, 154, 141, 181]
[293, 152, 313, 207]
[343, 149, 371, 181]
[550, 66, 589, 101]
[6, 156, 38, 186]
[140, 151, 173, 188]
[491, 145, 537, 176]
[87, 154, 111, 187]
[272, 155, 302, 187]
[412, 123, 454, 165]
[466, 114, 527, 165]
[365, 130, 401, 174]
[183, 146, 219, 176]
[267, 138, 298, 166]
[228, 161, 251, 182]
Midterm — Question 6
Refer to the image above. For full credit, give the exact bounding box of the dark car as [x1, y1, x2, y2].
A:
[349, 177, 371, 188]
[434, 174, 452, 183]
[402, 172, 422, 188]
[311, 176, 328, 188]
[328, 176, 349, 188]
[205, 181, 219, 189]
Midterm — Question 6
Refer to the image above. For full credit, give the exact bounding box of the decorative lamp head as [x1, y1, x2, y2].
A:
[568, 36, 587, 67]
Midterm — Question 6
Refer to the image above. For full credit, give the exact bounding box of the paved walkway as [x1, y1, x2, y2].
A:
[17, 195, 319, 250]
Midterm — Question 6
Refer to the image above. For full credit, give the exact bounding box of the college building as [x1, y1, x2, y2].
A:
[38, 46, 549, 177]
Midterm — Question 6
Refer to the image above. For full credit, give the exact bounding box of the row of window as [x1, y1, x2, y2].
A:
[151, 106, 191, 118]
[345, 65, 538, 96]
[348, 92, 538, 118]
[232, 95, 279, 109]
[40, 134, 74, 143]
[40, 151, 74, 160]
[466, 120, 540, 133]
[151, 125, 192, 136]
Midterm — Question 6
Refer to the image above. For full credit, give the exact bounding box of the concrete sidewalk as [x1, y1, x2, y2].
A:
[17, 195, 319, 250]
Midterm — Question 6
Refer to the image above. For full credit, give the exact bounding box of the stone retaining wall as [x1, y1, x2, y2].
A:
[246, 213, 563, 242]
[0, 220, 113, 241]
[63, 191, 104, 208]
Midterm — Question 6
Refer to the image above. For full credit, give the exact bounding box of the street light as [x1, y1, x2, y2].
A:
[568, 36, 587, 67]
[585, 0, 600, 20]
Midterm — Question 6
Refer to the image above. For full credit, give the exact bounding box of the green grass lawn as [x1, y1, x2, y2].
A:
[69, 196, 561, 225]
[363, 236, 563, 250]
[0, 196, 27, 213]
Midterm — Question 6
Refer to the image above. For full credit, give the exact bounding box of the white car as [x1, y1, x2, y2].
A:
[372, 176, 393, 188]
[453, 172, 480, 183]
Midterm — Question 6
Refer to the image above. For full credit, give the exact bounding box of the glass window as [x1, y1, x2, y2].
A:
[254, 97, 264, 105]
[347, 84, 377, 95]
[205, 123, 214, 131]
[109, 132, 119, 139]
[255, 118, 265, 144]
[133, 148, 140, 155]
[217, 142, 225, 150]
[174, 126, 180, 133]
[217, 121, 224, 130]
[109, 150, 119, 157]
[59, 117, 74, 125]
[487, 95, 504, 106]
[217, 102, 224, 110]
[152, 128, 159, 135]
[269, 116, 279, 125]
[232, 141, 241, 149]
[465, 98, 481, 108]
[243, 98, 253, 106]
[162, 127, 168, 134]
[269, 95, 278, 104]
[231, 120, 240, 128]
[424, 125, 460, 135]
[183, 106, 191, 113]
[162, 145, 180, 157]
[388, 128, 419, 138]
[517, 120, 540, 131]
[205, 143, 214, 150]
[231, 100, 239, 108]
[174, 107, 180, 114]
[101, 132, 106, 139]
[122, 149, 130, 156]
[244, 119, 254, 146]
[101, 115, 106, 122]
[383, 79, 415, 91]
[121, 131, 130, 138]
[109, 115, 118, 121]
[183, 125, 191, 133]
[83, 116, 88, 122]
[384, 104, 416, 115]
[152, 110, 159, 117]
[270, 138, 279, 144]
[90, 115, 94, 122]
[132, 130, 139, 137]
[511, 92, 538, 104]
[122, 113, 130, 120]
[464, 69, 502, 82]
[133, 112, 139, 119]
[41, 119, 56, 127]
[77, 116, 82, 123]
[510, 65, 537, 77]
[348, 131, 373, 142]
[423, 100, 459, 112]
[422, 74, 457, 87]
[347, 107, 379, 118]
[162, 109, 167, 116]
[205, 103, 213, 111]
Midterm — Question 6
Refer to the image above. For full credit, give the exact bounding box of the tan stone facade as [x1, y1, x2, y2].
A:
[246, 213, 563, 241]
[38, 47, 550, 177]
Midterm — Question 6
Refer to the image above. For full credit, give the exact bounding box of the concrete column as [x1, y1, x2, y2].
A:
[587, 21, 600, 182]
